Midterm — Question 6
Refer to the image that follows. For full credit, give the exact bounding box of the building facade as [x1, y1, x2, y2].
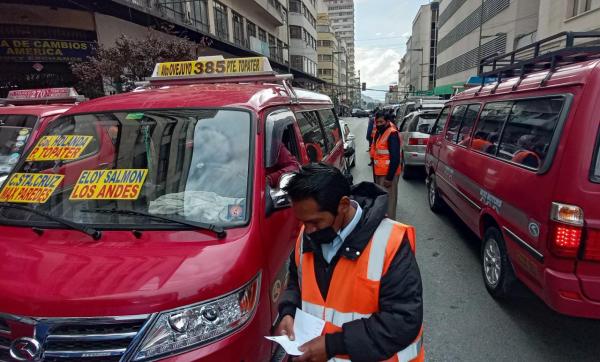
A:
[288, 0, 319, 80]
[404, 2, 439, 94]
[537, 0, 600, 42]
[321, 0, 355, 77]
[434, 0, 540, 96]
[0, 0, 323, 97]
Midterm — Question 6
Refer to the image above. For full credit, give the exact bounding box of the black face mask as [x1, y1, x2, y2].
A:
[305, 226, 338, 246]
[377, 124, 388, 133]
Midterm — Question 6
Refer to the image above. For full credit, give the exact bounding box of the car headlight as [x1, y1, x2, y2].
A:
[132, 273, 261, 361]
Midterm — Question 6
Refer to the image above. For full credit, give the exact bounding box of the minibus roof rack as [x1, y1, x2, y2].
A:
[478, 31, 600, 89]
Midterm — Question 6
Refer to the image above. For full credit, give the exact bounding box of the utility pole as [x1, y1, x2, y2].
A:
[477, 0, 484, 74]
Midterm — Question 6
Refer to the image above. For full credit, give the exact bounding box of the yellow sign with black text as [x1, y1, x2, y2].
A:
[0, 173, 64, 203]
[27, 135, 93, 161]
[153, 57, 269, 78]
[69, 169, 148, 200]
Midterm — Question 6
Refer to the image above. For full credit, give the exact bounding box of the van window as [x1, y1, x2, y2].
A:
[318, 109, 341, 151]
[457, 104, 481, 145]
[296, 111, 327, 162]
[471, 102, 512, 155]
[445, 105, 466, 142]
[431, 106, 450, 135]
[497, 97, 564, 169]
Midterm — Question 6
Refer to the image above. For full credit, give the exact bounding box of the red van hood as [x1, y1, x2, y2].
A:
[0, 226, 258, 317]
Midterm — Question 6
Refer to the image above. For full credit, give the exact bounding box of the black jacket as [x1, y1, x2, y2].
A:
[278, 182, 423, 361]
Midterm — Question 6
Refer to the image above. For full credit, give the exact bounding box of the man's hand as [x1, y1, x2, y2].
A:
[383, 179, 392, 188]
[296, 336, 327, 362]
[274, 315, 295, 340]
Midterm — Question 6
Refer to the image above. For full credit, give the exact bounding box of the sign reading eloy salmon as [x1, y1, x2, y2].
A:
[27, 135, 93, 161]
[70, 169, 148, 200]
[0, 173, 64, 203]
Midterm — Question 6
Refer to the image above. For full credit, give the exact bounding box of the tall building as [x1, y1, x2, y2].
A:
[0, 0, 324, 96]
[321, 0, 355, 82]
[404, 2, 439, 94]
[434, 0, 540, 97]
[288, 0, 319, 83]
[317, 14, 339, 95]
[537, 1, 600, 43]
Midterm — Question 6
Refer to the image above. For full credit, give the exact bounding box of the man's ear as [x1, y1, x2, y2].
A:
[338, 196, 351, 214]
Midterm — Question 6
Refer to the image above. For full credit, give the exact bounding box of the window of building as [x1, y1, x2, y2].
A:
[232, 11, 244, 46]
[318, 109, 341, 149]
[276, 39, 284, 62]
[471, 102, 512, 155]
[247, 20, 257, 39]
[290, 0, 302, 13]
[290, 25, 303, 39]
[192, 0, 209, 32]
[296, 111, 327, 162]
[268, 34, 276, 58]
[457, 104, 481, 145]
[445, 105, 466, 143]
[213, 1, 229, 40]
[258, 27, 267, 42]
[496, 97, 564, 170]
[291, 55, 304, 70]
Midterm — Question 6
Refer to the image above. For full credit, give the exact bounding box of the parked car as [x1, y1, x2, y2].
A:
[425, 33, 600, 319]
[340, 120, 356, 168]
[351, 108, 369, 117]
[397, 110, 439, 178]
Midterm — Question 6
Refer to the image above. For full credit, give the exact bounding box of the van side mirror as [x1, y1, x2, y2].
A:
[267, 173, 294, 215]
[347, 134, 356, 141]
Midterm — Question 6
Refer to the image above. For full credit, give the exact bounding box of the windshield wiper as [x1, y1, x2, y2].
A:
[81, 208, 227, 239]
[0, 203, 101, 240]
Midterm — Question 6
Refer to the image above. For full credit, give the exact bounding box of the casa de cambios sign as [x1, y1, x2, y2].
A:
[0, 38, 94, 62]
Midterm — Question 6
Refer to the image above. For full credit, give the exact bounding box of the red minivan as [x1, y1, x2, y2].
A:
[425, 33, 600, 319]
[0, 57, 346, 361]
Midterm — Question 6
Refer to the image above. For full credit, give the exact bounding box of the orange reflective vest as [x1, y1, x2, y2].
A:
[371, 126, 401, 177]
[295, 218, 424, 362]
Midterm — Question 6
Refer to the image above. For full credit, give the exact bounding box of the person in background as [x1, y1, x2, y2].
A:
[274, 163, 424, 362]
[371, 112, 401, 219]
[266, 141, 300, 188]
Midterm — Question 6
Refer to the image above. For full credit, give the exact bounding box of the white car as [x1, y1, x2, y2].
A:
[340, 120, 356, 168]
[397, 110, 439, 178]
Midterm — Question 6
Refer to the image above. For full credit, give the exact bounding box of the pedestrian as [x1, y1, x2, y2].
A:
[274, 163, 424, 362]
[370, 111, 401, 219]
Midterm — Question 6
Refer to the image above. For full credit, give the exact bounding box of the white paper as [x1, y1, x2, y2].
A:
[266, 308, 326, 356]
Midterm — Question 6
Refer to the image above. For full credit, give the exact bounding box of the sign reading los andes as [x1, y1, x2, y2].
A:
[0, 38, 94, 62]
[0, 173, 64, 203]
[69, 169, 148, 200]
[152, 56, 271, 78]
[27, 135, 93, 161]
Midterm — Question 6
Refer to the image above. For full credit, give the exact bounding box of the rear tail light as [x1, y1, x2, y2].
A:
[549, 203, 584, 258]
[408, 137, 428, 146]
[583, 228, 600, 261]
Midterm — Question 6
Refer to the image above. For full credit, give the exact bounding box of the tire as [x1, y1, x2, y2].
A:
[401, 155, 412, 180]
[481, 227, 516, 299]
[426, 173, 444, 213]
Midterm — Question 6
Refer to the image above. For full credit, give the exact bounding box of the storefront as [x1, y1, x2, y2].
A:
[0, 23, 96, 97]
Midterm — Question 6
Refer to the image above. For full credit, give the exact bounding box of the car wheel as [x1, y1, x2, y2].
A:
[427, 173, 444, 213]
[401, 155, 412, 180]
[482, 227, 516, 299]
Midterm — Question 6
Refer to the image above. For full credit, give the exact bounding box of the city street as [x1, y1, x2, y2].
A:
[342, 117, 600, 361]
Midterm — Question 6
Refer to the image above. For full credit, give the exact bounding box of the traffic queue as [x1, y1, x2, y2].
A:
[0, 56, 424, 362]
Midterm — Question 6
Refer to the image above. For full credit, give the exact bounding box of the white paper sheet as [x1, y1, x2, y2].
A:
[265, 308, 326, 356]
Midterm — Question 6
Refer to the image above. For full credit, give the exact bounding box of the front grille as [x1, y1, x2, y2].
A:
[0, 314, 149, 361]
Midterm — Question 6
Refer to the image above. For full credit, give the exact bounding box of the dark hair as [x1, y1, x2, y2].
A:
[283, 162, 351, 214]
[375, 111, 386, 120]
[384, 113, 395, 122]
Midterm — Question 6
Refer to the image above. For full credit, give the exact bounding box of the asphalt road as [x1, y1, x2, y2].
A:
[341, 117, 600, 361]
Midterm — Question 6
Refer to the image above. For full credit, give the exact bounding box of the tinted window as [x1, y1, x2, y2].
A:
[431, 107, 450, 135]
[457, 104, 481, 145]
[471, 102, 512, 155]
[445, 105, 466, 142]
[318, 109, 341, 150]
[296, 111, 326, 162]
[497, 97, 564, 169]
[594, 130, 600, 181]
[409, 112, 438, 133]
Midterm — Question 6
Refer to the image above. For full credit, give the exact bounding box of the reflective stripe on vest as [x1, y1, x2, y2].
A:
[295, 218, 423, 361]
[376, 149, 390, 155]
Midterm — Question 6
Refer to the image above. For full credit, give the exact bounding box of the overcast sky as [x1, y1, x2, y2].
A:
[355, 0, 430, 100]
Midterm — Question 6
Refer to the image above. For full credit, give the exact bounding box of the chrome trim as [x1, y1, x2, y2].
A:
[0, 328, 9, 336]
[503, 226, 544, 262]
[0, 344, 8, 350]
[47, 331, 138, 341]
[436, 173, 482, 211]
[44, 348, 126, 358]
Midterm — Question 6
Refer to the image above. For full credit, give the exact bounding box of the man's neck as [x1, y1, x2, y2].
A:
[341, 202, 358, 230]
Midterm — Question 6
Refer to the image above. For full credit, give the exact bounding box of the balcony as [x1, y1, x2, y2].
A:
[252, 0, 284, 26]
